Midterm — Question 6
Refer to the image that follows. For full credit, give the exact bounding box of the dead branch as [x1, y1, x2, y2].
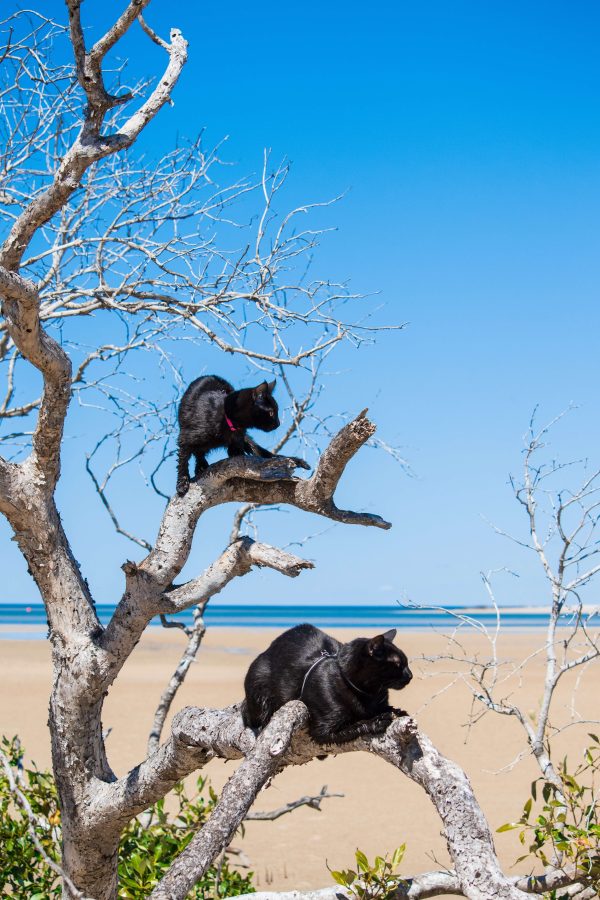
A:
[147, 602, 208, 755]
[244, 785, 344, 821]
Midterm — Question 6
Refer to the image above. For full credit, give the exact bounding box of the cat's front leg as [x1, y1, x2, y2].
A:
[176, 445, 192, 496]
[243, 436, 274, 459]
[312, 710, 394, 744]
[227, 441, 245, 458]
[243, 438, 310, 471]
[193, 453, 208, 478]
[287, 456, 311, 470]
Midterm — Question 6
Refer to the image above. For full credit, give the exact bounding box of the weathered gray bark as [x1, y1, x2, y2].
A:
[148, 704, 309, 900]
[0, 6, 588, 900]
[0, 157, 392, 900]
[1, 174, 389, 900]
[2, 407, 385, 898]
[225, 866, 587, 900]
[132, 708, 530, 900]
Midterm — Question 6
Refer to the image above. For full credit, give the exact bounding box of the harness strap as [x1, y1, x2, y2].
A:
[300, 650, 336, 698]
[339, 668, 373, 698]
[299, 651, 373, 700]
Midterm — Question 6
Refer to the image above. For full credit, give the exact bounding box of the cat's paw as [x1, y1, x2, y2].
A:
[372, 711, 395, 733]
[176, 477, 190, 497]
[291, 456, 311, 470]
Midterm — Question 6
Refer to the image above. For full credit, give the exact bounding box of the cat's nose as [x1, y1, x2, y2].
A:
[404, 668, 413, 683]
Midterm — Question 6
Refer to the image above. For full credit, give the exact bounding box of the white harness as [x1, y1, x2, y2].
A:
[299, 649, 371, 699]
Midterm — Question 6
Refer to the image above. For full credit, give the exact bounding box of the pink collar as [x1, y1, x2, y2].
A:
[225, 414, 238, 433]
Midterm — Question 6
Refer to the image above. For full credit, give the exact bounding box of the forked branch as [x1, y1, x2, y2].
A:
[95, 705, 531, 900]
[100, 410, 390, 677]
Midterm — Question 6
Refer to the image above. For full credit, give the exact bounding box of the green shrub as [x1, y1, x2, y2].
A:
[0, 736, 254, 898]
[497, 736, 600, 898]
[329, 846, 407, 900]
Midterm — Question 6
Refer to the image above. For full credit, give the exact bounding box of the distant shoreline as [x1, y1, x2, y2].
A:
[1, 602, 596, 638]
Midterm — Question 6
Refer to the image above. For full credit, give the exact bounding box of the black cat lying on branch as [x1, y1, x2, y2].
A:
[176, 374, 310, 496]
[242, 624, 413, 744]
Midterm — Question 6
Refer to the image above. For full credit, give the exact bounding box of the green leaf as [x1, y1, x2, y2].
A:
[391, 845, 405, 869]
[355, 850, 369, 873]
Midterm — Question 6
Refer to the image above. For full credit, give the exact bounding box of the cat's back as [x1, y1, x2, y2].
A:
[178, 375, 233, 427]
[243, 624, 340, 726]
[257, 624, 338, 671]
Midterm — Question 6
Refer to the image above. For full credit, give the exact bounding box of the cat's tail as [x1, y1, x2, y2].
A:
[240, 698, 251, 728]
[240, 693, 274, 730]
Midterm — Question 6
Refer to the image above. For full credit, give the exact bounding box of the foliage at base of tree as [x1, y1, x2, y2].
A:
[0, 736, 255, 898]
[498, 737, 600, 898]
[329, 846, 407, 900]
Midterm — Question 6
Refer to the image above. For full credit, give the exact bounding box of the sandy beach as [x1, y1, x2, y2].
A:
[1, 625, 597, 894]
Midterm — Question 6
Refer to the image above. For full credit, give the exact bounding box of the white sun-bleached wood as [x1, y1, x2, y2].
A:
[0, 4, 591, 899]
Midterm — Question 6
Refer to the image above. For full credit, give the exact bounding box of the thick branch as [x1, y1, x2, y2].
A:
[144, 410, 390, 584]
[166, 539, 314, 609]
[149, 704, 308, 900]
[89, 714, 229, 829]
[102, 537, 312, 667]
[97, 706, 528, 900]
[119, 29, 187, 143]
[225, 868, 587, 900]
[228, 876, 461, 900]
[91, 0, 151, 65]
[305, 407, 372, 501]
[100, 412, 388, 679]
[0, 266, 71, 487]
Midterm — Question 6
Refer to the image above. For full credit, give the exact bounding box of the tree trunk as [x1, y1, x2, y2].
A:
[50, 652, 119, 899]
[61, 826, 120, 900]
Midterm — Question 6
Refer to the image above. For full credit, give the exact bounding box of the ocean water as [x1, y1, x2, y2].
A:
[0, 602, 590, 636]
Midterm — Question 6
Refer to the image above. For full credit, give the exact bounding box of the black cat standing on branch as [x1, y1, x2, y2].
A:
[176, 374, 310, 495]
[242, 624, 413, 744]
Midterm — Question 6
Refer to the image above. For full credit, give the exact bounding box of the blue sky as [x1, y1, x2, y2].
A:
[2, 1, 600, 609]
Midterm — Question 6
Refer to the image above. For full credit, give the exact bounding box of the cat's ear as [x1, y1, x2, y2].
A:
[267, 379, 276, 394]
[366, 634, 385, 656]
[253, 381, 269, 398]
[383, 628, 397, 643]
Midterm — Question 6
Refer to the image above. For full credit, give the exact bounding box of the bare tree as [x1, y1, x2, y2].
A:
[415, 411, 600, 781]
[0, 6, 593, 900]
